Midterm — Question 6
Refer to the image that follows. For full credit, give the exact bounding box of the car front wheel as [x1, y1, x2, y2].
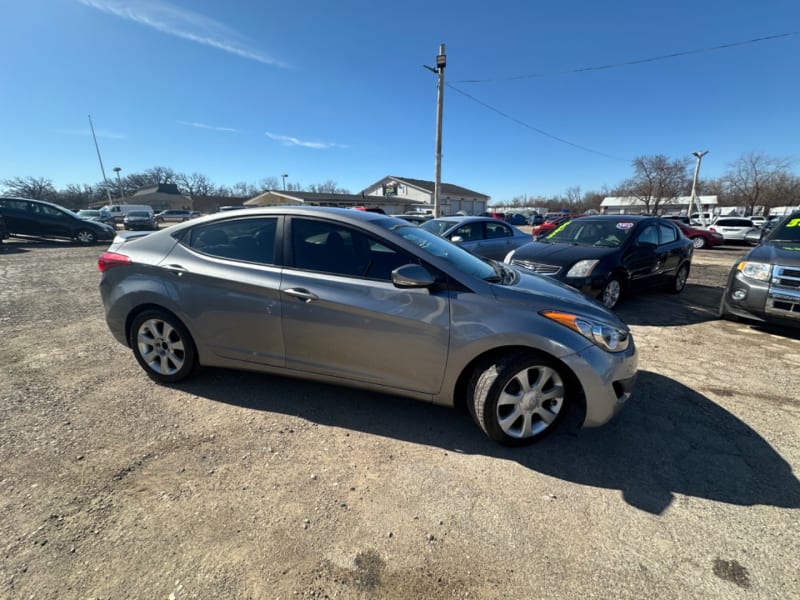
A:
[470, 353, 568, 446]
[692, 236, 707, 249]
[600, 276, 622, 309]
[130, 309, 198, 383]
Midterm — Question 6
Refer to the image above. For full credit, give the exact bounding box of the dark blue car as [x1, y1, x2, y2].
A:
[504, 215, 693, 309]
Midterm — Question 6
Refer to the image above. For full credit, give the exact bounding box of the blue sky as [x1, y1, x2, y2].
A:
[2, 0, 798, 202]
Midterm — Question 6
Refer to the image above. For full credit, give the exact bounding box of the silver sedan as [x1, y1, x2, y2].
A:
[98, 208, 637, 446]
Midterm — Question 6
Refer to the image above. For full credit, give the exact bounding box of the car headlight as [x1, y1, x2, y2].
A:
[566, 259, 599, 278]
[541, 310, 630, 353]
[737, 261, 772, 281]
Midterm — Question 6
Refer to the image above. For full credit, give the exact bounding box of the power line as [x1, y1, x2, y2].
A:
[447, 83, 627, 161]
[453, 31, 799, 84]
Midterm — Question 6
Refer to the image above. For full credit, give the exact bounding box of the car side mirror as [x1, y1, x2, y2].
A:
[450, 235, 464, 243]
[392, 264, 436, 288]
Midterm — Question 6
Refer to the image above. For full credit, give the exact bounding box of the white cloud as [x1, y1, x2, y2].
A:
[265, 131, 347, 149]
[78, 0, 288, 67]
[177, 120, 239, 133]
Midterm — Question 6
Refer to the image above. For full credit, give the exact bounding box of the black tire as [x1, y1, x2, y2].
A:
[691, 236, 707, 249]
[600, 276, 623, 309]
[129, 309, 198, 383]
[471, 353, 569, 446]
[666, 263, 690, 294]
[74, 229, 97, 244]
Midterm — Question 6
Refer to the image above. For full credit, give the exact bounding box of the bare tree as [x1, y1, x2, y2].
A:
[724, 152, 795, 215]
[1, 176, 57, 201]
[307, 180, 349, 194]
[619, 155, 690, 214]
[563, 186, 582, 205]
[145, 166, 177, 185]
[58, 184, 97, 209]
[175, 172, 216, 198]
[257, 176, 279, 192]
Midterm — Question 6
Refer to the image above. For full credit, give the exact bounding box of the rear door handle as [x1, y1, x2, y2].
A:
[284, 288, 319, 303]
[164, 264, 188, 276]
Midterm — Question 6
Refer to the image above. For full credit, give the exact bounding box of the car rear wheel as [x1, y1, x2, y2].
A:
[74, 229, 97, 244]
[600, 277, 622, 309]
[470, 353, 568, 446]
[130, 309, 197, 383]
[667, 263, 690, 294]
[692, 236, 707, 249]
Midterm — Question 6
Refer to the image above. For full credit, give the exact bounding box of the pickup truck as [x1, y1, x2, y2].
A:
[719, 210, 800, 329]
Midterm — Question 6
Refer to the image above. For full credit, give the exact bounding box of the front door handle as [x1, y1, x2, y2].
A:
[284, 288, 319, 303]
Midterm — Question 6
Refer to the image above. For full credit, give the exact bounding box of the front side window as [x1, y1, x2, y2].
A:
[187, 217, 277, 264]
[291, 218, 415, 280]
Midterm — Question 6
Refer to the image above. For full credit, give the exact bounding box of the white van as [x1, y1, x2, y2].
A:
[101, 204, 154, 224]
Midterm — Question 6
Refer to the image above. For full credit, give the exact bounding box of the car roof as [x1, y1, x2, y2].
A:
[186, 205, 396, 226]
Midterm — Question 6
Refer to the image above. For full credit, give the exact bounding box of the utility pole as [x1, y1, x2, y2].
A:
[690, 151, 709, 226]
[425, 44, 446, 217]
[89, 115, 113, 204]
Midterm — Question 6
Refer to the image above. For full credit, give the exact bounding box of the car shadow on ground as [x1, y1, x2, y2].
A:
[615, 284, 723, 326]
[176, 369, 800, 515]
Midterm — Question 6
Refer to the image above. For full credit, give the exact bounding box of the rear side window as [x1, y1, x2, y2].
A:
[658, 223, 678, 243]
[187, 217, 278, 264]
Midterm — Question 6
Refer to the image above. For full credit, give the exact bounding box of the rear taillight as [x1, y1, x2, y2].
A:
[98, 252, 131, 273]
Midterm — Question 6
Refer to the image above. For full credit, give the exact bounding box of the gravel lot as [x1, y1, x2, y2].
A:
[1, 237, 799, 599]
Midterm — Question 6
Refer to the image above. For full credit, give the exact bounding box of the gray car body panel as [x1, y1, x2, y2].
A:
[100, 207, 637, 427]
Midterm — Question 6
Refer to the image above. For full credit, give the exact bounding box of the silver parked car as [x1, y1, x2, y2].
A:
[98, 207, 637, 445]
[421, 216, 532, 260]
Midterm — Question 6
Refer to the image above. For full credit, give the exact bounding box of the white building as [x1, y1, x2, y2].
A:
[361, 176, 490, 216]
[600, 195, 718, 215]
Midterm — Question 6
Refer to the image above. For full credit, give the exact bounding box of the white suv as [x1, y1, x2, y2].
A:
[707, 217, 755, 242]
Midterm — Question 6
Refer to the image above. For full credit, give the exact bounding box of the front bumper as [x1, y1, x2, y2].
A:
[723, 268, 800, 324]
[561, 337, 638, 428]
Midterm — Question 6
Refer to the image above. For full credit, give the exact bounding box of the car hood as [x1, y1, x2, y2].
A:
[492, 267, 630, 329]
[512, 241, 616, 265]
[746, 240, 800, 265]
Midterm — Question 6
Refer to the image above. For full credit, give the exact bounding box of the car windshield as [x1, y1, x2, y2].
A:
[768, 214, 800, 242]
[374, 219, 497, 281]
[544, 219, 634, 247]
[129, 211, 150, 218]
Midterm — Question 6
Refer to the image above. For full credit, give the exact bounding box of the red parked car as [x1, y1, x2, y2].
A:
[675, 221, 724, 249]
[532, 215, 584, 239]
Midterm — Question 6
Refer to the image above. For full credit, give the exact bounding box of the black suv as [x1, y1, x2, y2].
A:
[0, 197, 116, 244]
[720, 210, 800, 329]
